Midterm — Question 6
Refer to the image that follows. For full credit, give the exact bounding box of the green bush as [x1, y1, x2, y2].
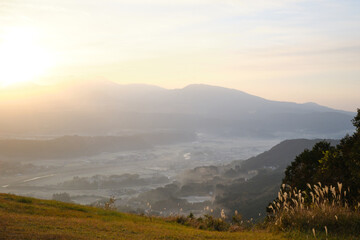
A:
[17, 197, 33, 204]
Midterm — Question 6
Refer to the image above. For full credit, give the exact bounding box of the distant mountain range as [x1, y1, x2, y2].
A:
[0, 131, 195, 160]
[0, 81, 355, 137]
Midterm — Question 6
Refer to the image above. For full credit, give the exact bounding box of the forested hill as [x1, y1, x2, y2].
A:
[234, 138, 340, 171]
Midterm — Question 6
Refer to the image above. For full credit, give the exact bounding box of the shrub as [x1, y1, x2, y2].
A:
[166, 214, 231, 231]
[267, 183, 360, 236]
[17, 197, 33, 204]
[52, 192, 72, 203]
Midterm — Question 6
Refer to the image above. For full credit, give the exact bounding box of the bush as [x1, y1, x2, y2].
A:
[52, 192, 72, 203]
[267, 183, 360, 236]
[17, 197, 33, 204]
[166, 214, 231, 231]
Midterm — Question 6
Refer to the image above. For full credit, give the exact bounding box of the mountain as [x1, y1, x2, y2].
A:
[0, 131, 196, 160]
[0, 81, 355, 137]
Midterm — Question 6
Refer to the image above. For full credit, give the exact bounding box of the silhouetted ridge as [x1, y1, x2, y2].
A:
[0, 82, 354, 137]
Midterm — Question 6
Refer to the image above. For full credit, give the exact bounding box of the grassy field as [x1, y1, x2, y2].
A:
[0, 193, 287, 240]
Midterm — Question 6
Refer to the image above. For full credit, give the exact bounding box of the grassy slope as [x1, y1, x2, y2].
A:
[0, 194, 286, 240]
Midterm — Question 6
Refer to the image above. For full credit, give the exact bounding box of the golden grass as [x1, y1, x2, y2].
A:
[268, 183, 360, 238]
[0, 194, 286, 240]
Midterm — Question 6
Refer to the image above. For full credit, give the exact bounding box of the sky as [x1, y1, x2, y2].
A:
[0, 0, 359, 111]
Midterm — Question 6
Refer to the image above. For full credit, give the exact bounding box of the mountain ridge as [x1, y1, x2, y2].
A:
[0, 81, 355, 137]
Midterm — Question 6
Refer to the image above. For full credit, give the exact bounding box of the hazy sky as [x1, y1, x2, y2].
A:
[0, 0, 359, 111]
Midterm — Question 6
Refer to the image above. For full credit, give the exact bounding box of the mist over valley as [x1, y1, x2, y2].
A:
[0, 82, 356, 220]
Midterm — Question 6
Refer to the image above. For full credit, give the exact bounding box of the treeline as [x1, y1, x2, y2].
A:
[282, 108, 360, 203]
[267, 109, 360, 238]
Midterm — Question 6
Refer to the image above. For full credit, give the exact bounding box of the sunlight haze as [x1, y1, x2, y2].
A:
[0, 0, 359, 111]
[1, 2, 360, 235]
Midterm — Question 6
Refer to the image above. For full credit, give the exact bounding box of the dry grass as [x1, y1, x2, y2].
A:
[0, 193, 286, 240]
[268, 182, 360, 238]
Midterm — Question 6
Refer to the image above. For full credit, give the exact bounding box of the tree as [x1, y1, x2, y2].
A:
[281, 109, 360, 203]
[283, 141, 333, 190]
[352, 108, 360, 130]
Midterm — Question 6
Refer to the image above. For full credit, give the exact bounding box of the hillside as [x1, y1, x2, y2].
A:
[0, 193, 286, 240]
[112, 139, 340, 220]
[234, 138, 340, 170]
[214, 139, 339, 219]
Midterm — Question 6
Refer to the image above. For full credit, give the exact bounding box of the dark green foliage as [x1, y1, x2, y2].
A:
[17, 197, 33, 204]
[168, 214, 232, 231]
[352, 109, 360, 130]
[282, 108, 360, 204]
[283, 141, 333, 190]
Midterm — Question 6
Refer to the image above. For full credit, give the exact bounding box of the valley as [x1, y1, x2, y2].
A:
[0, 134, 278, 212]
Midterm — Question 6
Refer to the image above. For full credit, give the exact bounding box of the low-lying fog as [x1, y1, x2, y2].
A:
[0, 135, 278, 208]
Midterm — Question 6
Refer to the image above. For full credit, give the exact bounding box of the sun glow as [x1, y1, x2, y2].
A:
[0, 27, 54, 88]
